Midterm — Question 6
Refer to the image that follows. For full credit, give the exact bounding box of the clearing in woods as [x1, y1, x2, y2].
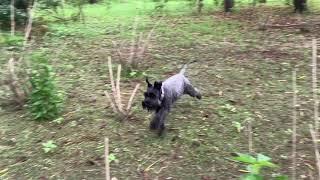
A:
[1, 1, 320, 179]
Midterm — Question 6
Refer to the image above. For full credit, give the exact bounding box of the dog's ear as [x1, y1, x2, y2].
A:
[154, 81, 162, 90]
[146, 77, 152, 87]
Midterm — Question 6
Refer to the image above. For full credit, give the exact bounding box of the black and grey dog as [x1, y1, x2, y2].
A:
[142, 65, 202, 136]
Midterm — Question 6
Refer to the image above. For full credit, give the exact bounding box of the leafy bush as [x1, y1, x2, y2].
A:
[0, 1, 27, 28]
[28, 52, 64, 121]
[0, 33, 24, 47]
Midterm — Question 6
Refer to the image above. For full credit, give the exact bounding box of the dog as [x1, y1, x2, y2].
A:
[142, 64, 201, 136]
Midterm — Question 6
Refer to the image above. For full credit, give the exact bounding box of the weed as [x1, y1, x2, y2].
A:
[232, 153, 288, 180]
[52, 117, 64, 124]
[42, 140, 58, 153]
[0, 33, 24, 47]
[28, 51, 64, 121]
[108, 153, 118, 163]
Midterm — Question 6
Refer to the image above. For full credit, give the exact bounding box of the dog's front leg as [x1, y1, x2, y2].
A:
[158, 108, 169, 136]
[151, 108, 169, 136]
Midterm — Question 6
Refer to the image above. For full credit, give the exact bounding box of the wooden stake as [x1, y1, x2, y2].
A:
[105, 138, 110, 180]
[248, 119, 253, 153]
[312, 39, 319, 133]
[292, 69, 297, 180]
[310, 125, 320, 179]
[10, 0, 15, 36]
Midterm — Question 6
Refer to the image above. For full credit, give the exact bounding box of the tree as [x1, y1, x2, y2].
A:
[293, 0, 307, 13]
[224, 0, 234, 12]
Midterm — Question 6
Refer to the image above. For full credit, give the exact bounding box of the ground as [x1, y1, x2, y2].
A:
[1, 1, 320, 179]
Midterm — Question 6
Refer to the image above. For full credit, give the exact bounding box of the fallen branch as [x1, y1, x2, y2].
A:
[144, 158, 166, 172]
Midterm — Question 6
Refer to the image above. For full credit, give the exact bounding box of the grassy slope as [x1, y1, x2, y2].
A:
[1, 0, 320, 179]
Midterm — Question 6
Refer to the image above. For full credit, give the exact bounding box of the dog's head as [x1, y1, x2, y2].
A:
[142, 77, 163, 111]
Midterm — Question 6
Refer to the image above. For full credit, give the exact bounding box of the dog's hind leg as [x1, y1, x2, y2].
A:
[184, 84, 202, 100]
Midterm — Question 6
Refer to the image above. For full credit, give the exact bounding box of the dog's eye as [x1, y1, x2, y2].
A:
[149, 93, 156, 98]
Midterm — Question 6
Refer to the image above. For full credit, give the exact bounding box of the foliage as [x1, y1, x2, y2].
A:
[38, 0, 62, 12]
[0, 0, 27, 28]
[0, 33, 24, 47]
[52, 117, 64, 124]
[42, 140, 58, 153]
[232, 153, 288, 180]
[108, 153, 118, 163]
[28, 52, 64, 121]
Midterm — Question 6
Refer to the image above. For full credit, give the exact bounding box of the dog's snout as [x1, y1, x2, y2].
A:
[142, 101, 146, 109]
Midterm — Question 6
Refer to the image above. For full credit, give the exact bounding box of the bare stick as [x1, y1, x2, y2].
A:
[310, 125, 320, 179]
[116, 64, 123, 112]
[8, 58, 25, 104]
[111, 41, 123, 60]
[136, 18, 162, 66]
[126, 83, 141, 113]
[23, 1, 37, 49]
[10, 0, 15, 36]
[144, 158, 166, 172]
[137, 32, 143, 49]
[248, 119, 253, 153]
[105, 138, 110, 180]
[292, 69, 298, 180]
[128, 17, 139, 65]
[104, 90, 118, 114]
[107, 57, 118, 109]
[312, 39, 319, 133]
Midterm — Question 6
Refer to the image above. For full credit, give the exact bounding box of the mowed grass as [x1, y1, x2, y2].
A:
[1, 0, 320, 179]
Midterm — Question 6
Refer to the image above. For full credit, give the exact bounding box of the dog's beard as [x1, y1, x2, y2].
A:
[142, 100, 162, 111]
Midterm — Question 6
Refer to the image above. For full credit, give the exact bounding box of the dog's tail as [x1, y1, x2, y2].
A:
[179, 64, 187, 74]
[179, 60, 197, 74]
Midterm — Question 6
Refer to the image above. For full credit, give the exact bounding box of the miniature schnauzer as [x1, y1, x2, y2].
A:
[142, 64, 201, 136]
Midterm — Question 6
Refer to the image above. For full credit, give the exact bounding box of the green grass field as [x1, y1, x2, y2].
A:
[1, 0, 320, 179]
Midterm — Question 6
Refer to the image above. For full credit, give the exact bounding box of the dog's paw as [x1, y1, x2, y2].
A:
[195, 88, 202, 100]
[149, 121, 158, 130]
[196, 93, 202, 100]
[158, 124, 166, 137]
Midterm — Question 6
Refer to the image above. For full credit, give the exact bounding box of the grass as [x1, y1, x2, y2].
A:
[1, 0, 320, 179]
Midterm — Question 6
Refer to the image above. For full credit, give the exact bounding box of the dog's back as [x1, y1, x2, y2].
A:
[162, 73, 189, 102]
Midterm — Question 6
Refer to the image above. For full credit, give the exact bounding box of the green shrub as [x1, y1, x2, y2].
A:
[232, 153, 288, 180]
[0, 33, 24, 47]
[0, 3, 27, 28]
[28, 52, 64, 121]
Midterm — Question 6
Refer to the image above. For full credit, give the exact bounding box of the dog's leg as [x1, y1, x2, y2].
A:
[153, 108, 169, 136]
[184, 84, 202, 99]
[149, 118, 158, 130]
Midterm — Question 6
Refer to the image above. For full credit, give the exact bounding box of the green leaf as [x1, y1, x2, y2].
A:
[257, 161, 278, 168]
[232, 153, 256, 164]
[109, 153, 117, 163]
[242, 174, 263, 180]
[129, 71, 137, 77]
[257, 154, 271, 162]
[42, 140, 57, 153]
[247, 164, 261, 174]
